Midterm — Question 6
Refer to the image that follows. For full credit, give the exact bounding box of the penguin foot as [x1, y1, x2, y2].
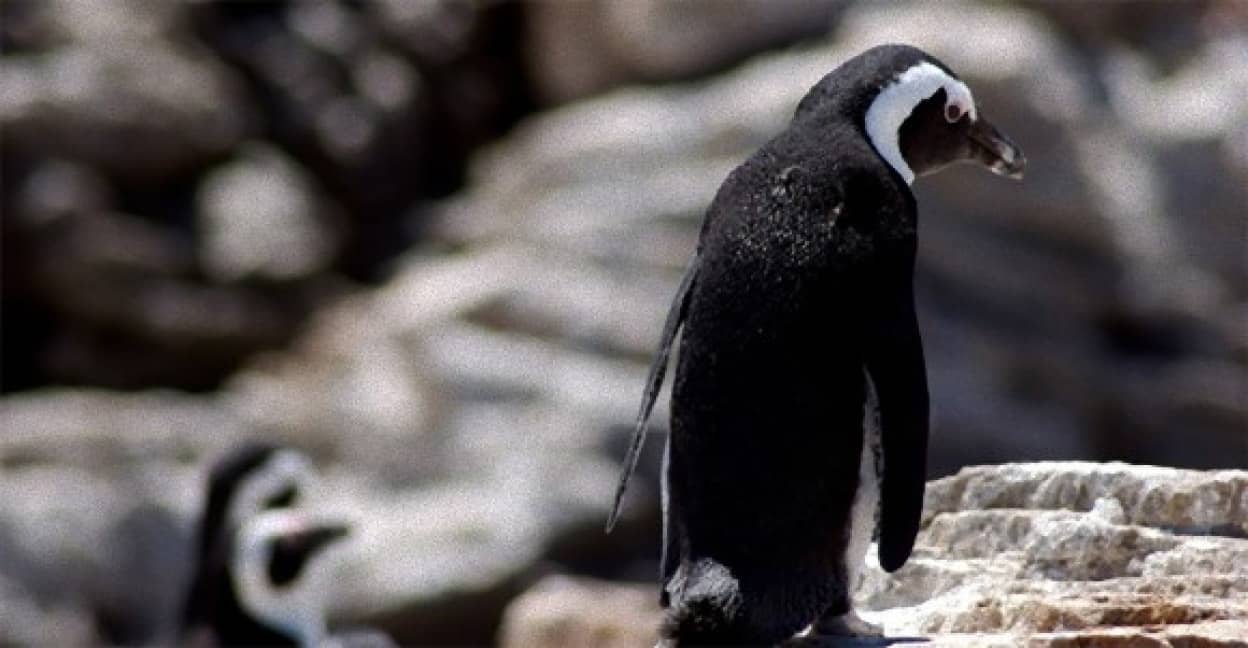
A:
[812, 609, 883, 637]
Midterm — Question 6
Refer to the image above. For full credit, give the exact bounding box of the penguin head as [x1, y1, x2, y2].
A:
[797, 44, 1025, 184]
[232, 509, 353, 645]
[894, 83, 1025, 181]
[183, 442, 321, 633]
[207, 443, 318, 538]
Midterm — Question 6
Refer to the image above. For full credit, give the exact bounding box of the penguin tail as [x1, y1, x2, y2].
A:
[661, 597, 740, 647]
[660, 558, 760, 646]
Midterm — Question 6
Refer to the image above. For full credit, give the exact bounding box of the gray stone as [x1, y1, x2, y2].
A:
[6, 161, 312, 389]
[498, 576, 660, 648]
[857, 463, 1248, 640]
[0, 26, 247, 180]
[922, 462, 1248, 536]
[0, 389, 245, 470]
[0, 574, 98, 647]
[196, 144, 341, 282]
[523, 0, 846, 103]
[0, 462, 199, 645]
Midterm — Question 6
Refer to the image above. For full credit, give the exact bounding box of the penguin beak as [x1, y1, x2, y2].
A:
[263, 484, 299, 510]
[967, 117, 1025, 180]
[283, 520, 352, 557]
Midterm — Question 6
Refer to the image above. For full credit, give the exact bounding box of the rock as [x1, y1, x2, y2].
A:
[497, 463, 1248, 648]
[523, 0, 846, 103]
[0, 1, 248, 181]
[0, 389, 246, 469]
[921, 462, 1248, 536]
[4, 185, 312, 389]
[368, 0, 480, 64]
[498, 576, 660, 648]
[0, 461, 199, 645]
[188, 0, 532, 277]
[2, 0, 536, 392]
[855, 463, 1248, 643]
[10, 159, 116, 226]
[0, 575, 99, 647]
[0, 390, 247, 643]
[196, 144, 341, 282]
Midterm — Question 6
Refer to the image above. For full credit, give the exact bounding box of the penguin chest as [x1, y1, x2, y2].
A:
[844, 368, 882, 586]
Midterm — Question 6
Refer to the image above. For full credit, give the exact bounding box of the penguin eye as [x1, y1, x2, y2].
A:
[945, 104, 963, 123]
[264, 485, 298, 509]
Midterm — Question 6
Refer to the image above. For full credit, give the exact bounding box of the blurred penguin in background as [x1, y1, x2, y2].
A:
[228, 509, 395, 647]
[180, 442, 318, 645]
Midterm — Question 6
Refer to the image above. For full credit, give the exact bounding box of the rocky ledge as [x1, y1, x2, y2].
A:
[499, 462, 1248, 647]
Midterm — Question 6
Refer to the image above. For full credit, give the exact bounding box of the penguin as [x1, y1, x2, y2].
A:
[606, 44, 1025, 645]
[230, 509, 396, 648]
[180, 442, 318, 645]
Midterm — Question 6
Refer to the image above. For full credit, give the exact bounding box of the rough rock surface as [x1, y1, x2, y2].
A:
[499, 463, 1248, 648]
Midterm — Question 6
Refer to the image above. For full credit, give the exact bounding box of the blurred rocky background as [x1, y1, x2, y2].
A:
[0, 0, 1245, 645]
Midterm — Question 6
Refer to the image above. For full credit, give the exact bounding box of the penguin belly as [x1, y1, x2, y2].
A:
[843, 368, 882, 598]
[808, 378, 887, 640]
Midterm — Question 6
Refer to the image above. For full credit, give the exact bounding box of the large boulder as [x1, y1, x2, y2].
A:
[0, 0, 248, 181]
[856, 462, 1248, 642]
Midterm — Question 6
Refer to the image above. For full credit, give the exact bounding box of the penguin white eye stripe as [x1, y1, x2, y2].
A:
[226, 450, 316, 530]
[864, 61, 977, 184]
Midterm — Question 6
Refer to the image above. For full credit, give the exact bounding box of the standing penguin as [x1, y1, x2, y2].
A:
[607, 44, 1025, 645]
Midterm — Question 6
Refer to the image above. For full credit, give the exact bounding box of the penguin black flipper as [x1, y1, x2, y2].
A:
[866, 278, 930, 573]
[605, 260, 699, 533]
